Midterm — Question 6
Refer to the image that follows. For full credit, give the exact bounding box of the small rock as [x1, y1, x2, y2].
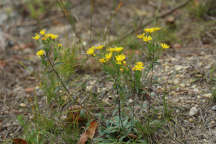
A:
[19, 103, 26, 107]
[203, 93, 212, 98]
[173, 43, 181, 49]
[211, 105, 216, 111]
[189, 106, 199, 116]
[189, 118, 194, 122]
[128, 99, 133, 103]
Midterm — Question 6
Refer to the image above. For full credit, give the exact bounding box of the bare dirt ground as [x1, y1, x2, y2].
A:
[1, 0, 216, 143]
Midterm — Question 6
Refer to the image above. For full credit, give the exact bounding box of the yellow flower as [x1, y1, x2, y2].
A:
[144, 27, 161, 33]
[153, 27, 161, 31]
[99, 58, 106, 63]
[107, 47, 124, 52]
[160, 43, 170, 49]
[87, 47, 95, 56]
[32, 33, 40, 40]
[36, 50, 45, 57]
[50, 34, 58, 40]
[40, 29, 46, 35]
[143, 35, 152, 42]
[115, 54, 126, 64]
[44, 33, 59, 40]
[105, 52, 112, 61]
[58, 43, 63, 47]
[95, 45, 104, 50]
[132, 61, 144, 71]
[120, 68, 124, 72]
[137, 33, 145, 39]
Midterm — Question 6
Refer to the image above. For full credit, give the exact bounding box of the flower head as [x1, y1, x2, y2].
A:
[160, 43, 170, 49]
[95, 45, 104, 50]
[36, 50, 45, 57]
[99, 58, 106, 63]
[107, 47, 124, 52]
[58, 43, 63, 47]
[105, 52, 112, 61]
[144, 27, 161, 33]
[87, 47, 95, 56]
[143, 35, 152, 42]
[132, 61, 144, 71]
[137, 33, 145, 39]
[40, 29, 46, 35]
[115, 54, 126, 64]
[32, 33, 40, 40]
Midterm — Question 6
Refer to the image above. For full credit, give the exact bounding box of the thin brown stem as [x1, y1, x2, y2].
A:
[46, 56, 71, 95]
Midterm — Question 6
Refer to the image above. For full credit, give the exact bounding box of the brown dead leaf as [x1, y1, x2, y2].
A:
[25, 87, 35, 93]
[13, 138, 28, 144]
[86, 120, 98, 139]
[128, 133, 137, 139]
[0, 60, 6, 68]
[78, 133, 88, 144]
[77, 120, 98, 144]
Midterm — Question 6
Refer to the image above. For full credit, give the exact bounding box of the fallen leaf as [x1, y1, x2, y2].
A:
[128, 133, 137, 139]
[77, 120, 98, 144]
[78, 133, 88, 144]
[25, 87, 35, 93]
[0, 60, 6, 68]
[13, 138, 28, 144]
[86, 120, 98, 139]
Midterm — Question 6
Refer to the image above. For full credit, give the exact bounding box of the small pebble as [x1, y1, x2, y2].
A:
[189, 106, 199, 116]
[19, 103, 26, 107]
[211, 105, 216, 111]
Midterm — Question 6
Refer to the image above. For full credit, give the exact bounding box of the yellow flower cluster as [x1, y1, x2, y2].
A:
[115, 54, 126, 65]
[160, 43, 170, 49]
[143, 35, 152, 42]
[42, 33, 59, 40]
[32, 29, 59, 41]
[86, 45, 104, 56]
[107, 47, 123, 52]
[136, 27, 161, 42]
[137, 33, 152, 42]
[36, 50, 45, 57]
[32, 33, 40, 40]
[144, 27, 161, 33]
[132, 62, 144, 71]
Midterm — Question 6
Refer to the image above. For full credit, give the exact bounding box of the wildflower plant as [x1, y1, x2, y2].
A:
[33, 29, 75, 104]
[86, 27, 170, 140]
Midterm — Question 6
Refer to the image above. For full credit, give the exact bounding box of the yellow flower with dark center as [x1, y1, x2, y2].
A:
[160, 43, 170, 49]
[32, 33, 40, 40]
[143, 35, 152, 42]
[132, 61, 144, 71]
[36, 50, 45, 57]
[40, 29, 46, 35]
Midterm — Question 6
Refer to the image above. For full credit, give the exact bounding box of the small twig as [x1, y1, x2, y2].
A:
[106, 0, 190, 46]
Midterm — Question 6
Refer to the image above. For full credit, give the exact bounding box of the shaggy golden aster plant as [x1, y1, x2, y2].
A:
[86, 27, 170, 142]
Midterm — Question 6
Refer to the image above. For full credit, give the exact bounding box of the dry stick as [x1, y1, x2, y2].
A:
[105, 0, 190, 46]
